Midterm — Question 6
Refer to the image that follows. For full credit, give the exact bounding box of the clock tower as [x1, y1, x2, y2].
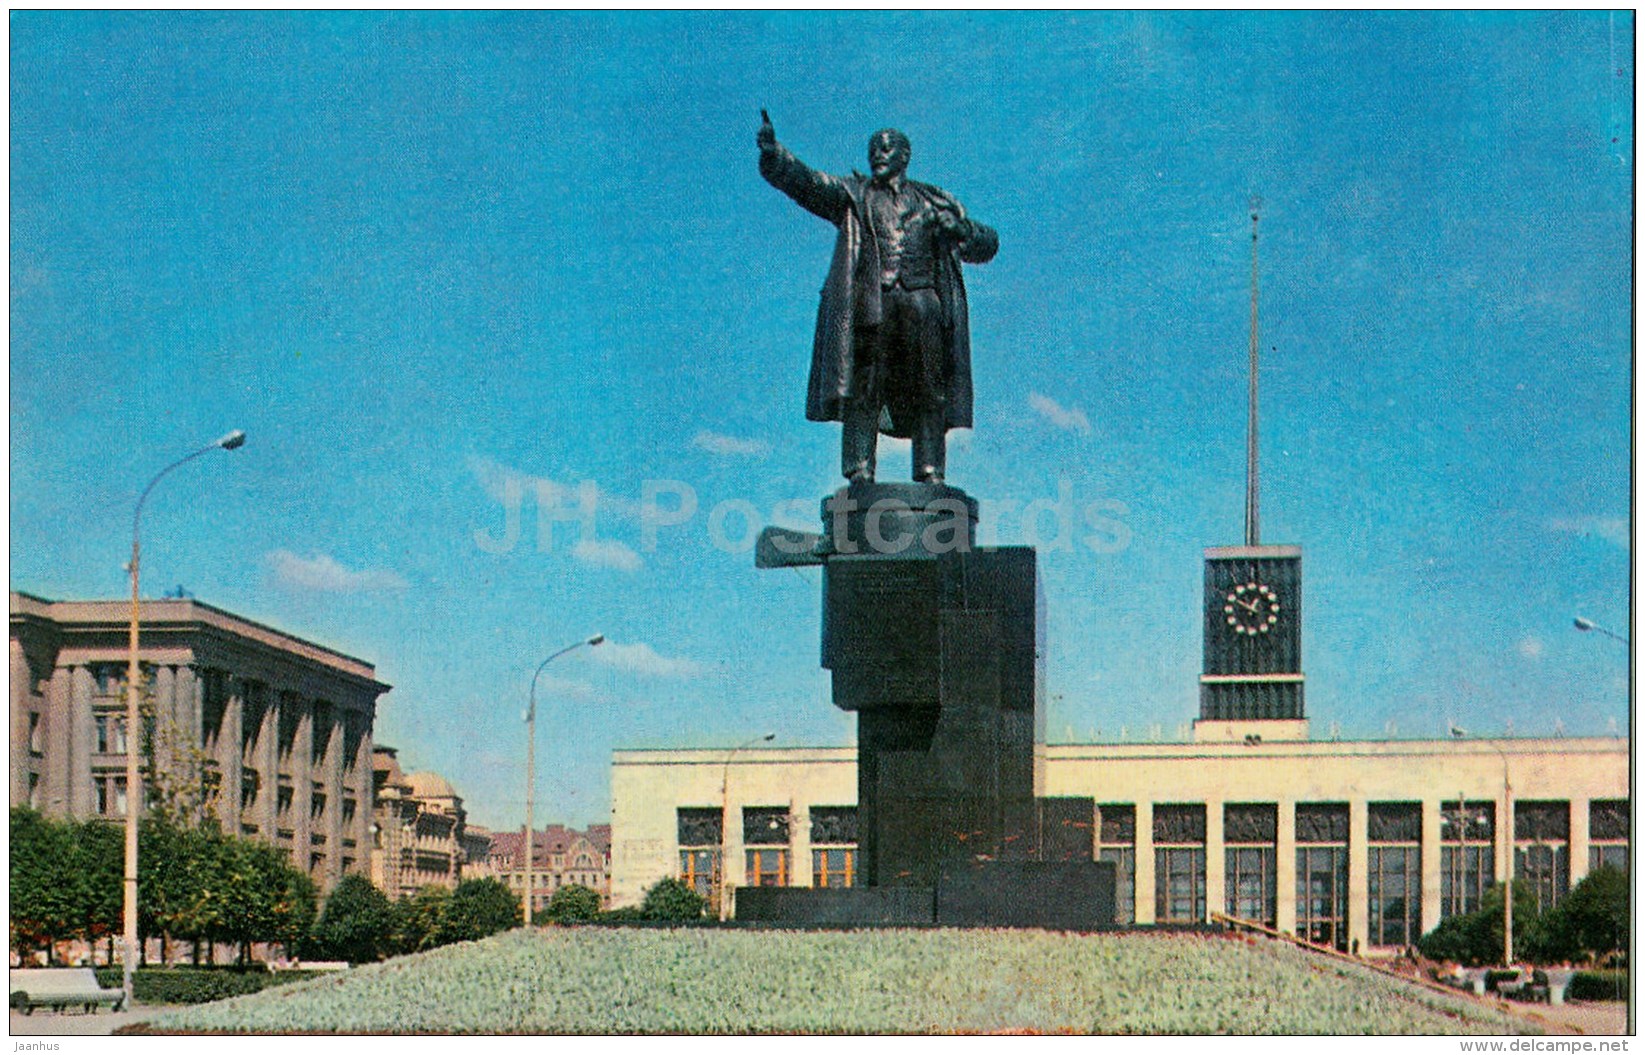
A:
[1197, 211, 1306, 741]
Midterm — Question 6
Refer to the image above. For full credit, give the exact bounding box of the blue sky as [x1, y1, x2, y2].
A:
[11, 12, 1633, 830]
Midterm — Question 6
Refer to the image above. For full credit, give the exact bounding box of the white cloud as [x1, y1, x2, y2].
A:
[571, 538, 643, 573]
[1547, 516, 1629, 548]
[467, 455, 642, 520]
[590, 640, 706, 679]
[1028, 392, 1093, 434]
[692, 431, 771, 458]
[1517, 636, 1544, 660]
[268, 550, 407, 593]
[531, 673, 600, 704]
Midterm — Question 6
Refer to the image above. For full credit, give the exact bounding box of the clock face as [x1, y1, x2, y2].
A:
[1223, 581, 1281, 636]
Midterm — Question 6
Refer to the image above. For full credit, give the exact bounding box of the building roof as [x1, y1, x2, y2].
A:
[488, 825, 612, 865]
[404, 771, 458, 800]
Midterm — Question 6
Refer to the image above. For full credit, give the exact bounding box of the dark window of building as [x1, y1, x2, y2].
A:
[277, 783, 294, 818]
[27, 712, 42, 756]
[1515, 801, 1571, 912]
[27, 772, 40, 808]
[311, 792, 327, 822]
[342, 798, 357, 825]
[1515, 800, 1570, 842]
[95, 773, 128, 817]
[277, 697, 301, 761]
[92, 664, 125, 697]
[1224, 803, 1276, 844]
[1295, 803, 1349, 844]
[1153, 804, 1206, 844]
[743, 806, 790, 846]
[1154, 804, 1206, 923]
[1369, 846, 1422, 948]
[1225, 804, 1277, 928]
[1099, 803, 1135, 845]
[810, 806, 858, 846]
[1297, 845, 1348, 951]
[94, 713, 127, 755]
[813, 848, 855, 888]
[1296, 803, 1349, 951]
[241, 682, 266, 756]
[1368, 802, 1421, 844]
[310, 702, 334, 765]
[1591, 844, 1628, 873]
[1590, 799, 1629, 841]
[1155, 847, 1206, 923]
[1441, 800, 1495, 918]
[1517, 844, 1570, 914]
[241, 770, 259, 811]
[677, 807, 722, 847]
[745, 848, 789, 887]
[342, 713, 365, 775]
[1099, 846, 1136, 924]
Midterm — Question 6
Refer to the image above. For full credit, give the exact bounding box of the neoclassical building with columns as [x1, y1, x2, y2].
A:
[610, 727, 1627, 953]
[10, 591, 389, 891]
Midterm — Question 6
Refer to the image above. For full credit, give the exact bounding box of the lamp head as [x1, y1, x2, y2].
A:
[216, 430, 247, 451]
[1574, 617, 1596, 632]
[588, 633, 605, 646]
[761, 733, 776, 742]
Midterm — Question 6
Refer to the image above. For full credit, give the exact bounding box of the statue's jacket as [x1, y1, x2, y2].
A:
[760, 142, 998, 436]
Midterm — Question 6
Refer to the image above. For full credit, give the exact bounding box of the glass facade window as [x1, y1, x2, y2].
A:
[95, 773, 128, 817]
[1296, 803, 1349, 951]
[1099, 847, 1135, 923]
[677, 808, 724, 898]
[1589, 800, 1628, 873]
[1224, 804, 1277, 927]
[813, 847, 855, 888]
[1296, 846, 1348, 951]
[94, 713, 127, 755]
[1226, 846, 1276, 926]
[1441, 800, 1495, 918]
[1516, 844, 1569, 914]
[1515, 801, 1571, 912]
[1097, 804, 1135, 924]
[1153, 804, 1206, 924]
[1368, 845, 1421, 948]
[746, 848, 790, 887]
[1156, 847, 1205, 923]
[1590, 844, 1628, 873]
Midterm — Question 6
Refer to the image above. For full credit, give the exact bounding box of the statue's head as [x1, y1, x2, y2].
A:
[868, 128, 911, 182]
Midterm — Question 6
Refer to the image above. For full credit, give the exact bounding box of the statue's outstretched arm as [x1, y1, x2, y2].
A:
[956, 221, 999, 264]
[757, 113, 852, 224]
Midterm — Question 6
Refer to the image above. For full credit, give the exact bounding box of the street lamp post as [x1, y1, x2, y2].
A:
[524, 634, 603, 925]
[719, 732, 775, 922]
[1573, 616, 1629, 645]
[124, 430, 245, 1006]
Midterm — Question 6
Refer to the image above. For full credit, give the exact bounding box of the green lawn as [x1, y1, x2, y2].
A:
[137, 927, 1533, 1035]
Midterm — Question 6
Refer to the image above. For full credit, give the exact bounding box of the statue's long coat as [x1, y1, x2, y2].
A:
[760, 143, 998, 437]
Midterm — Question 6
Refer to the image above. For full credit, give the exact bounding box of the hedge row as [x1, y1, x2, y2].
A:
[91, 967, 324, 1004]
[1567, 970, 1628, 1002]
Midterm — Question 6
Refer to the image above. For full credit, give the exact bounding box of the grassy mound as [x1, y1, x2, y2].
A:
[137, 927, 1533, 1035]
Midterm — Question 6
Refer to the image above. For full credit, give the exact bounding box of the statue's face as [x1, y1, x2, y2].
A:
[868, 131, 910, 181]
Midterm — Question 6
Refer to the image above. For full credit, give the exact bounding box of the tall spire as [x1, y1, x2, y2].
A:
[1245, 207, 1261, 548]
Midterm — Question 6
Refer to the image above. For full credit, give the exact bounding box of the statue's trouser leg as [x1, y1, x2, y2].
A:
[912, 412, 946, 483]
[842, 330, 883, 481]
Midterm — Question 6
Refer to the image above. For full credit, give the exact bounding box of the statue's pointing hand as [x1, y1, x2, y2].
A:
[757, 109, 776, 152]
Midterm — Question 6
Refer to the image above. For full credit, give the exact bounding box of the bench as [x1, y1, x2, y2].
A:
[8, 968, 127, 1014]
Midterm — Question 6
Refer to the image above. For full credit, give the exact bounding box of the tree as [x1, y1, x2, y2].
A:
[540, 883, 601, 924]
[393, 885, 452, 954]
[308, 874, 396, 964]
[10, 808, 79, 962]
[1522, 866, 1628, 964]
[641, 877, 707, 922]
[1418, 880, 1541, 966]
[442, 878, 521, 943]
[74, 819, 124, 962]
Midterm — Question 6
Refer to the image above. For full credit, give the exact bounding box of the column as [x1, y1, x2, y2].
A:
[1347, 798, 1369, 955]
[293, 699, 314, 874]
[254, 689, 279, 837]
[153, 666, 177, 778]
[1134, 801, 1155, 924]
[44, 667, 73, 816]
[1497, 791, 1513, 902]
[1275, 798, 1297, 934]
[1569, 798, 1591, 886]
[1420, 797, 1444, 936]
[353, 717, 374, 876]
[217, 676, 244, 833]
[1204, 798, 1225, 922]
[69, 664, 95, 817]
[324, 711, 345, 889]
[790, 802, 812, 888]
[11, 641, 30, 805]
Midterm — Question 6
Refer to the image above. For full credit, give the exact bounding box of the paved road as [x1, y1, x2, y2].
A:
[10, 1005, 178, 1036]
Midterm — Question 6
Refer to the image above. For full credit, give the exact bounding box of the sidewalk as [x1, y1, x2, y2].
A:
[10, 1004, 178, 1037]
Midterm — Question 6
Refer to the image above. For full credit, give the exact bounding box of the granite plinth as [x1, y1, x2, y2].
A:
[818, 481, 979, 557]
